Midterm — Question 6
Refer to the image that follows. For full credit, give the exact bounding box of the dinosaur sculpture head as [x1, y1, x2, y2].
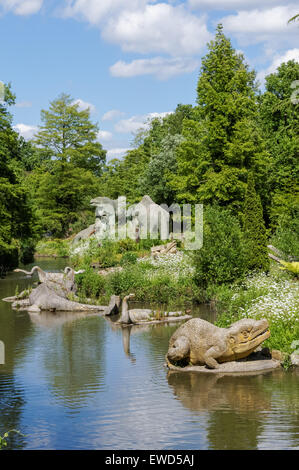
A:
[167, 336, 190, 363]
[223, 318, 270, 360]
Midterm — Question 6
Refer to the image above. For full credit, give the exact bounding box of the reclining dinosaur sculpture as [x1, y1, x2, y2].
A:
[166, 317, 270, 369]
[117, 293, 191, 324]
[3, 265, 119, 314]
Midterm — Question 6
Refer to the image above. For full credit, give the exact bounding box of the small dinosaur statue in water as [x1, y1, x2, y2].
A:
[117, 293, 186, 324]
[166, 317, 270, 369]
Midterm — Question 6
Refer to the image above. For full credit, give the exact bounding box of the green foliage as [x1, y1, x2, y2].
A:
[27, 161, 101, 237]
[192, 205, 247, 287]
[98, 104, 194, 204]
[33, 93, 106, 176]
[35, 238, 70, 257]
[259, 60, 299, 226]
[140, 134, 184, 205]
[170, 24, 269, 215]
[0, 430, 24, 450]
[22, 93, 107, 238]
[75, 268, 106, 299]
[271, 208, 299, 259]
[98, 148, 149, 204]
[91, 262, 200, 306]
[0, 83, 36, 271]
[120, 251, 138, 266]
[213, 271, 299, 355]
[288, 13, 299, 23]
[243, 173, 270, 272]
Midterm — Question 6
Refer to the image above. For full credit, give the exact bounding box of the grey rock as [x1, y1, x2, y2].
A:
[290, 353, 299, 366]
[167, 359, 281, 375]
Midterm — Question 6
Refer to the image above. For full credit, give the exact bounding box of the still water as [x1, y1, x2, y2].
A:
[0, 259, 298, 450]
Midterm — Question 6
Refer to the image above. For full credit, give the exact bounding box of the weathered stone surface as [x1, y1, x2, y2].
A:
[127, 195, 170, 240]
[13, 266, 82, 297]
[166, 317, 271, 369]
[290, 353, 299, 366]
[104, 295, 121, 316]
[5, 265, 112, 313]
[167, 358, 281, 375]
[72, 224, 95, 244]
[117, 293, 191, 325]
[271, 349, 287, 362]
[151, 241, 177, 257]
[28, 283, 106, 312]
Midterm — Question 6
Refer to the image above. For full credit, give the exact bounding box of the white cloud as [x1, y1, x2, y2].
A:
[110, 56, 200, 80]
[114, 111, 173, 134]
[72, 98, 96, 113]
[220, 5, 298, 45]
[257, 48, 299, 83]
[14, 123, 38, 139]
[101, 109, 126, 121]
[97, 130, 113, 141]
[63, 1, 211, 57]
[0, 0, 43, 15]
[106, 147, 130, 159]
[102, 4, 211, 56]
[63, 0, 145, 25]
[188, 0, 284, 10]
[15, 101, 32, 108]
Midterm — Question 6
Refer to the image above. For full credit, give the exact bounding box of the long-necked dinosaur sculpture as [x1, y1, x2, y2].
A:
[117, 293, 191, 325]
[3, 265, 119, 314]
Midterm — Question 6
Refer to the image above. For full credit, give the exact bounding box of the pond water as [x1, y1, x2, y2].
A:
[0, 259, 298, 450]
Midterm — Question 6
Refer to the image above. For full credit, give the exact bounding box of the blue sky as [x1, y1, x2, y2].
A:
[0, 0, 298, 160]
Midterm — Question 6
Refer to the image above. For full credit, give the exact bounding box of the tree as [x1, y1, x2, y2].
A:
[99, 104, 195, 205]
[243, 173, 269, 272]
[0, 84, 35, 270]
[288, 14, 299, 23]
[99, 147, 149, 204]
[170, 25, 269, 216]
[34, 93, 106, 176]
[27, 161, 101, 237]
[259, 60, 299, 227]
[139, 134, 184, 205]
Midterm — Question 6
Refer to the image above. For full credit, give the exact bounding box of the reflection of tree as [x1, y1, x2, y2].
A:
[42, 316, 106, 407]
[0, 272, 36, 449]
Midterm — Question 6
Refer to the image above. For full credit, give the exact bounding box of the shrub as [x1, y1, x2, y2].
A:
[120, 252, 138, 266]
[75, 268, 106, 299]
[271, 208, 299, 260]
[243, 173, 269, 272]
[192, 205, 247, 287]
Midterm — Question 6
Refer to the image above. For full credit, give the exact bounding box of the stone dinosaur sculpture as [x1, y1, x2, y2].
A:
[3, 265, 119, 314]
[13, 266, 84, 297]
[117, 293, 191, 325]
[166, 317, 270, 369]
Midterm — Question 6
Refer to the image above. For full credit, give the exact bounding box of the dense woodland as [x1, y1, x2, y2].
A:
[0, 25, 298, 277]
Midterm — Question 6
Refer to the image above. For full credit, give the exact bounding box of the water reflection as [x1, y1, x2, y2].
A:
[0, 259, 298, 449]
[105, 316, 153, 364]
[167, 369, 299, 449]
[39, 316, 106, 408]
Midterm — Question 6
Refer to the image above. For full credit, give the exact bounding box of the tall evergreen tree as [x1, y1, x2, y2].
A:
[0, 84, 35, 270]
[259, 60, 299, 227]
[34, 93, 106, 176]
[170, 25, 269, 215]
[243, 173, 269, 272]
